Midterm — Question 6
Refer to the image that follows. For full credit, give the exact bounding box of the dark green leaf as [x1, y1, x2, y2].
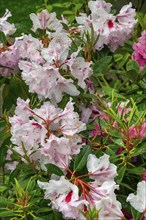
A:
[131, 141, 146, 157]
[127, 167, 145, 175]
[0, 210, 19, 217]
[126, 60, 140, 73]
[116, 165, 126, 184]
[45, 163, 64, 176]
[0, 31, 7, 45]
[112, 138, 124, 146]
[93, 56, 112, 74]
[74, 145, 91, 171]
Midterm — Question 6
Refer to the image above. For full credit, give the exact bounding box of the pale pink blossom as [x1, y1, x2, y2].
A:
[30, 10, 62, 32]
[0, 9, 16, 36]
[0, 44, 19, 76]
[38, 176, 87, 220]
[5, 149, 19, 171]
[66, 51, 93, 89]
[40, 134, 82, 169]
[88, 0, 112, 13]
[16, 34, 44, 63]
[127, 181, 146, 213]
[76, 0, 137, 52]
[87, 154, 117, 184]
[81, 107, 92, 123]
[38, 154, 122, 220]
[19, 60, 79, 103]
[9, 98, 85, 165]
[41, 33, 72, 64]
[116, 3, 137, 26]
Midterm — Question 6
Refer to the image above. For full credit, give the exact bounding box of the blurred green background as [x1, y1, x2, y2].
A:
[0, 0, 44, 28]
[0, 0, 145, 30]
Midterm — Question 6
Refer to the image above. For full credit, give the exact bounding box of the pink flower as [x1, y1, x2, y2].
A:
[38, 176, 87, 220]
[40, 134, 82, 169]
[0, 44, 19, 76]
[30, 10, 62, 32]
[16, 34, 44, 63]
[66, 51, 93, 89]
[38, 154, 123, 220]
[9, 98, 85, 167]
[132, 30, 146, 70]
[19, 60, 79, 103]
[76, 0, 137, 52]
[87, 154, 117, 184]
[0, 9, 16, 36]
[41, 32, 72, 64]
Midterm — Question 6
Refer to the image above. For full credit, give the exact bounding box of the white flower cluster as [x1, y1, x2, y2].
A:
[38, 154, 124, 220]
[76, 0, 137, 51]
[9, 97, 86, 169]
[0, 9, 92, 100]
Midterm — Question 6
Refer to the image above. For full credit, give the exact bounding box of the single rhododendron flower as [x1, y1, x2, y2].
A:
[38, 176, 87, 220]
[0, 9, 16, 36]
[132, 30, 146, 70]
[0, 44, 20, 76]
[87, 154, 117, 184]
[127, 181, 146, 213]
[30, 9, 62, 32]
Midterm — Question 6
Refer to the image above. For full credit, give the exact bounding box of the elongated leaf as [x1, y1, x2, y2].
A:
[0, 196, 15, 206]
[127, 167, 145, 175]
[131, 141, 146, 157]
[0, 31, 7, 45]
[126, 60, 140, 73]
[37, 207, 52, 213]
[93, 56, 112, 74]
[116, 165, 126, 184]
[74, 145, 91, 171]
[112, 138, 124, 146]
[0, 210, 20, 217]
[45, 163, 64, 176]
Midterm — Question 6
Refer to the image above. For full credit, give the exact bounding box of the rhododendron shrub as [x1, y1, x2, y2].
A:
[0, 0, 146, 220]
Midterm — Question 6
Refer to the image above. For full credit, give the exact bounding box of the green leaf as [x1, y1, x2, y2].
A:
[140, 66, 146, 79]
[116, 165, 126, 184]
[0, 210, 19, 217]
[47, 211, 64, 220]
[0, 138, 11, 166]
[131, 141, 146, 157]
[112, 138, 124, 146]
[108, 132, 121, 138]
[126, 60, 140, 73]
[0, 31, 7, 45]
[126, 70, 139, 82]
[37, 207, 52, 213]
[45, 163, 64, 176]
[14, 178, 25, 198]
[127, 167, 145, 175]
[74, 145, 91, 171]
[93, 56, 112, 74]
[0, 185, 8, 193]
[102, 86, 126, 100]
[0, 196, 15, 206]
[131, 207, 141, 220]
[117, 53, 129, 69]
[2, 76, 28, 112]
